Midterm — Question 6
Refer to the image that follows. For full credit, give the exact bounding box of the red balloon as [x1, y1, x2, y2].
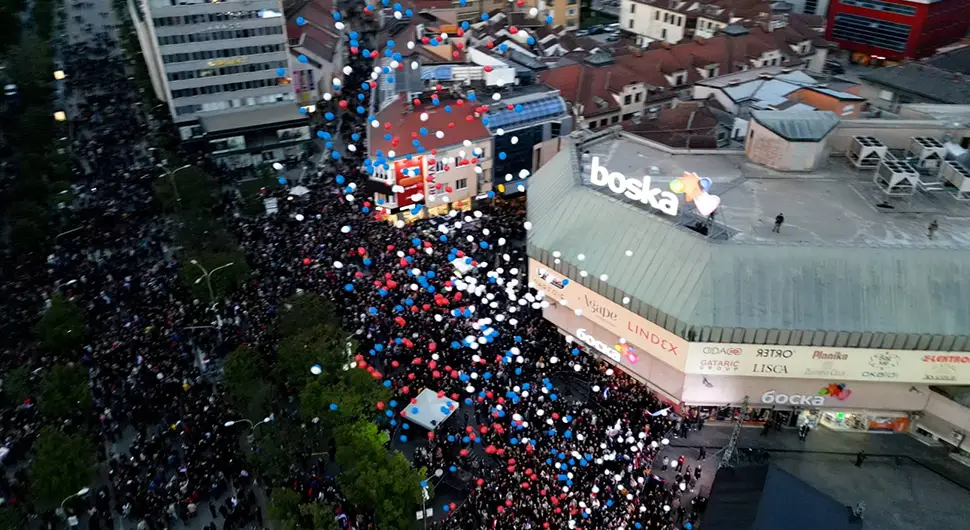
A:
[427, 432, 435, 440]
[376, 401, 385, 410]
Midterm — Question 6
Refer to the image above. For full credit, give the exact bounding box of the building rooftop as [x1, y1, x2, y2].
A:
[751, 110, 839, 141]
[198, 104, 307, 134]
[368, 95, 491, 158]
[526, 131, 970, 338]
[860, 64, 970, 105]
[925, 46, 970, 76]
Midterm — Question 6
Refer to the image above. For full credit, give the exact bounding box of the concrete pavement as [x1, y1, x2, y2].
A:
[656, 424, 970, 530]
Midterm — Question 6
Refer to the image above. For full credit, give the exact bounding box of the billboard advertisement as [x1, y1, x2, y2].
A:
[686, 342, 970, 384]
[529, 259, 688, 371]
[395, 158, 425, 209]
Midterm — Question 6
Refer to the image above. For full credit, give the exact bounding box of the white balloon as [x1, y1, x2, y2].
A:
[524, 221, 533, 230]
[333, 261, 344, 268]
[529, 6, 538, 15]
[492, 93, 502, 101]
[511, 136, 519, 145]
[342, 66, 353, 75]
[335, 21, 345, 30]
[420, 112, 429, 121]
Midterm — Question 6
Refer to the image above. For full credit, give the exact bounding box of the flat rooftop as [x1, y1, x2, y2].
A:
[527, 132, 970, 338]
[584, 135, 970, 248]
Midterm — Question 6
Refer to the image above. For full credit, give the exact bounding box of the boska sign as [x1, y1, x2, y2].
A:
[575, 328, 622, 364]
[589, 157, 679, 215]
[761, 390, 825, 406]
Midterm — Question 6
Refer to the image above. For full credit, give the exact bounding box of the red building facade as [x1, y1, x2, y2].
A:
[827, 0, 970, 60]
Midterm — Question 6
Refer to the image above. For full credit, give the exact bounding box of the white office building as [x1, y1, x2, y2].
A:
[129, 0, 310, 167]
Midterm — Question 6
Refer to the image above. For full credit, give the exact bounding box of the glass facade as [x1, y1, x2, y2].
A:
[832, 13, 912, 52]
[493, 124, 544, 186]
[839, 0, 916, 16]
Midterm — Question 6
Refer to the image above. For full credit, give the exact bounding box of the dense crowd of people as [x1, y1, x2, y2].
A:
[0, 2, 712, 530]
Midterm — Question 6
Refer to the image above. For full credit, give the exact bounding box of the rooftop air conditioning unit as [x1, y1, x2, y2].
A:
[938, 161, 970, 201]
[906, 136, 946, 170]
[874, 159, 919, 196]
[847, 136, 887, 169]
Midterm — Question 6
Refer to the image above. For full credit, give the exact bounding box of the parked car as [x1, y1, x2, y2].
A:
[588, 25, 605, 35]
[575, 29, 589, 36]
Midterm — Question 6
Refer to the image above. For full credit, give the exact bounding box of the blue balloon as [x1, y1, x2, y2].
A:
[344, 284, 354, 292]
[298, 55, 308, 63]
[278, 177, 287, 185]
[276, 67, 286, 77]
[329, 403, 338, 411]
[296, 16, 306, 25]
[333, 11, 342, 21]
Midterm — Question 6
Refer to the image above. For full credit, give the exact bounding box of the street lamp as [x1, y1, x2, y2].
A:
[189, 259, 235, 303]
[224, 415, 273, 431]
[53, 70, 66, 80]
[156, 163, 192, 209]
[58, 487, 90, 515]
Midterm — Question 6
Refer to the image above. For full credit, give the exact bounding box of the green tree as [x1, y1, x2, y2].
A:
[29, 427, 96, 512]
[35, 294, 84, 353]
[3, 366, 33, 406]
[300, 369, 389, 431]
[178, 216, 237, 254]
[0, 505, 25, 530]
[181, 251, 249, 302]
[278, 293, 339, 337]
[153, 166, 218, 213]
[249, 416, 322, 483]
[39, 363, 92, 421]
[333, 422, 425, 530]
[224, 346, 275, 421]
[297, 502, 340, 530]
[276, 324, 348, 390]
[268, 488, 302, 526]
[6, 36, 54, 108]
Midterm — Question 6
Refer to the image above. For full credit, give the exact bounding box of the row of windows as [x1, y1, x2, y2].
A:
[167, 61, 285, 81]
[171, 76, 284, 99]
[660, 11, 683, 26]
[161, 44, 284, 64]
[832, 13, 911, 52]
[174, 91, 295, 116]
[153, 10, 267, 27]
[157, 25, 283, 46]
[840, 0, 916, 16]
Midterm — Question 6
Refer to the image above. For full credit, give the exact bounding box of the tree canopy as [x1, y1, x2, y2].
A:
[224, 346, 276, 422]
[300, 369, 389, 431]
[38, 363, 92, 421]
[29, 427, 96, 512]
[276, 324, 349, 390]
[34, 294, 85, 353]
[278, 293, 340, 337]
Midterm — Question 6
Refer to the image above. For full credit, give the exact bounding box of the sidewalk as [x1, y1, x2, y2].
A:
[666, 424, 970, 491]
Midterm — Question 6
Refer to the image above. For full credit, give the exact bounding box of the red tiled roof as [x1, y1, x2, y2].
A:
[369, 96, 491, 157]
[620, 101, 721, 149]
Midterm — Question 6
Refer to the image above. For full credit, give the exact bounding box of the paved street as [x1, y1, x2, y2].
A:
[656, 424, 970, 530]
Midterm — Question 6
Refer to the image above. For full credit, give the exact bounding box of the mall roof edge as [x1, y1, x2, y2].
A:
[526, 139, 970, 350]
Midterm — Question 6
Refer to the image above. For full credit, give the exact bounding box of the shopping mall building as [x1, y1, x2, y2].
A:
[526, 122, 970, 451]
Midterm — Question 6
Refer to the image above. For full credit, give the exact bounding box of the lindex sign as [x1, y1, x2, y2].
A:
[760, 390, 825, 406]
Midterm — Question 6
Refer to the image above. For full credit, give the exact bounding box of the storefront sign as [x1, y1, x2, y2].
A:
[529, 259, 688, 371]
[208, 57, 248, 67]
[394, 158, 425, 208]
[574, 328, 634, 364]
[760, 390, 825, 406]
[588, 157, 679, 215]
[686, 342, 970, 384]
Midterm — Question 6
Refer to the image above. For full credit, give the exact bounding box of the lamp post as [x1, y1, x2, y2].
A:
[189, 259, 235, 303]
[224, 415, 274, 433]
[57, 487, 90, 517]
[154, 160, 192, 211]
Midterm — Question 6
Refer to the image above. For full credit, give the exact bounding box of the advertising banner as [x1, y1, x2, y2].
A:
[529, 259, 688, 371]
[686, 342, 970, 384]
[394, 158, 425, 209]
[680, 374, 930, 412]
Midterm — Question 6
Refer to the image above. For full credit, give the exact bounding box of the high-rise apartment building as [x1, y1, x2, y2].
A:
[129, 0, 310, 167]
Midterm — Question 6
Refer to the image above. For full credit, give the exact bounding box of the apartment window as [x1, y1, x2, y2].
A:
[630, 3, 635, 12]
[551, 122, 562, 137]
[635, 92, 642, 102]
[840, 0, 916, 16]
[661, 28, 667, 40]
[623, 94, 632, 105]
[568, 8, 576, 15]
[611, 115, 619, 124]
[455, 178, 468, 190]
[374, 192, 390, 204]
[655, 11, 660, 20]
[628, 19, 634, 29]
[430, 159, 446, 173]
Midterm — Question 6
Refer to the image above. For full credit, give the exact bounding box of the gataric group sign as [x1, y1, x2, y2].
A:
[529, 259, 687, 371]
[686, 342, 970, 384]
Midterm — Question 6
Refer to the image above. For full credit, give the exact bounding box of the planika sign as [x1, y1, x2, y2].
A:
[589, 157, 679, 215]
